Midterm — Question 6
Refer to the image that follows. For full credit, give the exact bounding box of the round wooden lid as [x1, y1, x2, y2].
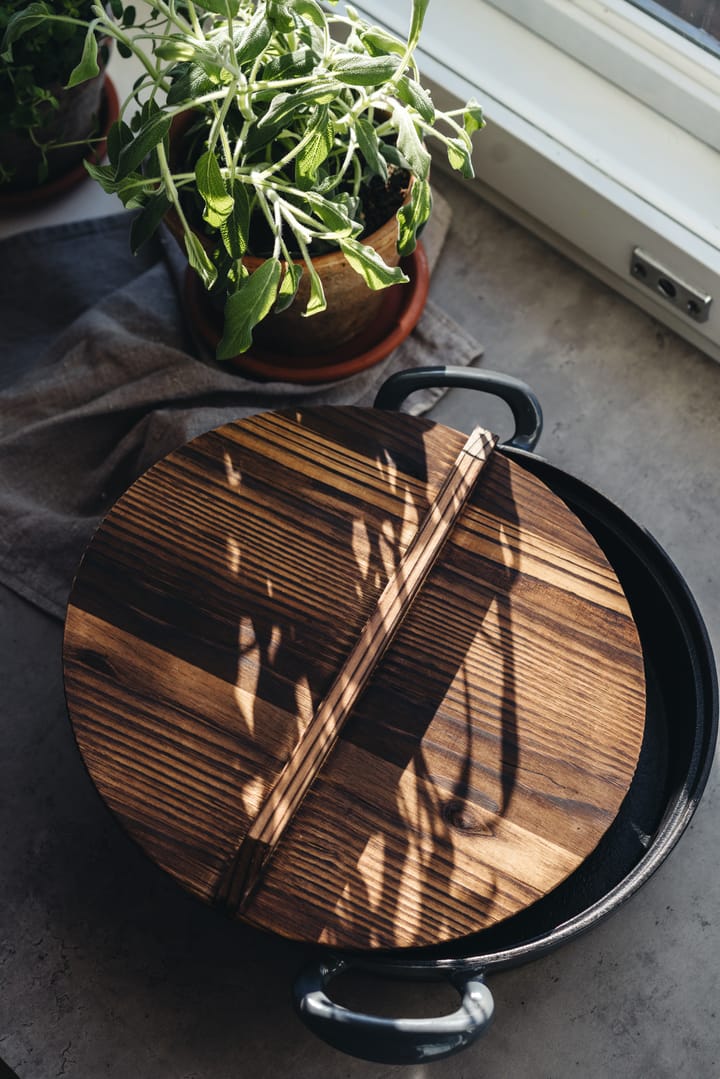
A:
[63, 407, 646, 951]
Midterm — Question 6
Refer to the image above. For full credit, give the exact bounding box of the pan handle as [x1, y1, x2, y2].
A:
[374, 365, 543, 452]
[293, 957, 494, 1065]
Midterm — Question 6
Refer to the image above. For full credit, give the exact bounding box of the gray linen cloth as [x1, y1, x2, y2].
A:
[0, 196, 483, 620]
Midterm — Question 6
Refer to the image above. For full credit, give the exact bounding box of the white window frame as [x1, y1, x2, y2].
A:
[348, 0, 720, 362]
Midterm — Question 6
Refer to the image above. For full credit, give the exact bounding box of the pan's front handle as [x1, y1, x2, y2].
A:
[293, 957, 494, 1065]
[374, 365, 543, 452]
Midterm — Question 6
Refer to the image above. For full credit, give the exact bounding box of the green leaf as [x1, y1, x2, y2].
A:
[167, 64, 215, 107]
[354, 116, 388, 180]
[155, 39, 197, 62]
[447, 136, 474, 178]
[339, 238, 408, 290]
[234, 5, 273, 66]
[395, 75, 435, 123]
[219, 181, 251, 258]
[266, 0, 295, 33]
[116, 111, 172, 180]
[360, 27, 406, 58]
[274, 261, 302, 313]
[83, 159, 143, 207]
[83, 160, 119, 193]
[185, 232, 218, 291]
[1, 3, 50, 60]
[130, 190, 172, 253]
[290, 0, 326, 26]
[195, 150, 234, 228]
[106, 120, 134, 169]
[261, 46, 318, 82]
[309, 194, 357, 237]
[295, 108, 334, 189]
[392, 107, 431, 180]
[65, 27, 99, 89]
[257, 84, 340, 128]
[218, 258, 282, 357]
[408, 0, 431, 50]
[302, 256, 326, 316]
[196, 0, 240, 15]
[332, 54, 398, 87]
[463, 99, 485, 136]
[396, 177, 431, 256]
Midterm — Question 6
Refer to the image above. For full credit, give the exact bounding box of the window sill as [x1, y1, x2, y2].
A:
[349, 0, 720, 361]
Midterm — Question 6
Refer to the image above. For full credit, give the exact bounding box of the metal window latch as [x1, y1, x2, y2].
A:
[630, 248, 712, 323]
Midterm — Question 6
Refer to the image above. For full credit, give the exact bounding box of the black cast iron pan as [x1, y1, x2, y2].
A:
[292, 366, 718, 1065]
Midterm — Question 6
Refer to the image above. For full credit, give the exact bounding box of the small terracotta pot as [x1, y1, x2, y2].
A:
[0, 75, 119, 209]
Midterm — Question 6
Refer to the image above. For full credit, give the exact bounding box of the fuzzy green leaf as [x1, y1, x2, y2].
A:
[354, 115, 388, 180]
[65, 27, 99, 88]
[195, 150, 234, 228]
[463, 99, 485, 136]
[392, 107, 431, 180]
[290, 0, 326, 26]
[220, 181, 251, 258]
[396, 177, 431, 256]
[130, 190, 172, 254]
[310, 195, 357, 237]
[257, 84, 340, 128]
[196, 0, 240, 15]
[234, 5, 273, 66]
[185, 232, 218, 291]
[266, 0, 295, 33]
[218, 258, 282, 357]
[339, 238, 408, 290]
[302, 257, 326, 316]
[408, 0, 431, 49]
[332, 54, 398, 87]
[155, 39, 197, 62]
[106, 120, 134, 169]
[83, 161, 120, 193]
[167, 64, 215, 107]
[83, 160, 144, 207]
[116, 111, 172, 180]
[295, 108, 334, 189]
[447, 136, 474, 178]
[274, 261, 302, 313]
[395, 75, 435, 123]
[261, 46, 318, 82]
[360, 27, 406, 58]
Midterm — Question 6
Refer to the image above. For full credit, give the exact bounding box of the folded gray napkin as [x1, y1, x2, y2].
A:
[0, 196, 483, 620]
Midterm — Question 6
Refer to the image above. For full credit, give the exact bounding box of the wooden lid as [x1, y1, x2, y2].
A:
[63, 407, 646, 951]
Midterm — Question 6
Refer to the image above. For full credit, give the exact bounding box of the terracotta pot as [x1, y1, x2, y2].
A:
[0, 76, 119, 209]
[165, 112, 422, 360]
[242, 209, 408, 355]
[183, 241, 430, 383]
[0, 35, 114, 198]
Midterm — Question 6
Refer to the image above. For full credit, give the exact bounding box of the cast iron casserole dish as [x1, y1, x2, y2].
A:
[62, 366, 717, 1065]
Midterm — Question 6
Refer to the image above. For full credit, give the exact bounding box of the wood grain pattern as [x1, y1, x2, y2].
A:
[62, 407, 646, 950]
[219, 426, 498, 913]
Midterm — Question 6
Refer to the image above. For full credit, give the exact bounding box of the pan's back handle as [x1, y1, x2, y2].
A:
[293, 958, 494, 1065]
[374, 365, 543, 453]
